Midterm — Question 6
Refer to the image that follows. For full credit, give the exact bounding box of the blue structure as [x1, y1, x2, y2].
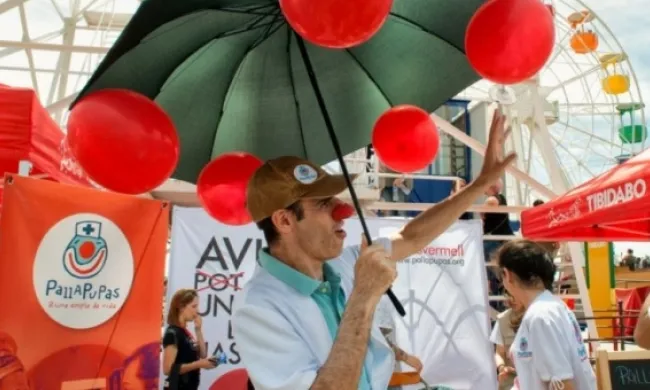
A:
[406, 99, 473, 216]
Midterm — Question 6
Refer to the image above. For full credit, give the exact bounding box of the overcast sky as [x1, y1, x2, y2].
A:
[583, 0, 650, 256]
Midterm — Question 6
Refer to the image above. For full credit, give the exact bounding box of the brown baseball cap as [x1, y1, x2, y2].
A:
[246, 156, 355, 222]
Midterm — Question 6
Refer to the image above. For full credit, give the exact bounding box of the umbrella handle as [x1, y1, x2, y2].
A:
[295, 34, 405, 317]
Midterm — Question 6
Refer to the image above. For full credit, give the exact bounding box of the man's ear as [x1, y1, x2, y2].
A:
[501, 268, 511, 284]
[270, 209, 295, 235]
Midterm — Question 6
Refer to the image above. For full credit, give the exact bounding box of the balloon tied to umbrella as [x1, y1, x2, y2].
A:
[65, 0, 555, 317]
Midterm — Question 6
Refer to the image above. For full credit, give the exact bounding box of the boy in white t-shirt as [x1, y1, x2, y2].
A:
[495, 240, 597, 390]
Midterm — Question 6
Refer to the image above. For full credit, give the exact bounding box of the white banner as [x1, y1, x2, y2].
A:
[348, 217, 496, 390]
[166, 207, 262, 389]
[167, 208, 495, 390]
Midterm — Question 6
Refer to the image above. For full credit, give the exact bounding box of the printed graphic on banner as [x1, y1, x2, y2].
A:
[403, 243, 466, 266]
[168, 207, 261, 390]
[370, 219, 495, 390]
[0, 175, 167, 390]
[194, 234, 261, 357]
[33, 214, 134, 329]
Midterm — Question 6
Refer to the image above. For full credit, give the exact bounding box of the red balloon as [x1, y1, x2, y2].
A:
[210, 368, 250, 390]
[465, 0, 555, 85]
[280, 0, 392, 49]
[372, 105, 440, 173]
[67, 89, 179, 194]
[197, 152, 263, 225]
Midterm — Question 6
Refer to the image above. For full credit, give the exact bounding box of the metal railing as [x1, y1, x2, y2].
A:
[579, 300, 639, 363]
[615, 278, 650, 288]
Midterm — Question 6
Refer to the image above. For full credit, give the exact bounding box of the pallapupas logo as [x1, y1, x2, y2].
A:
[63, 221, 108, 279]
[33, 213, 134, 330]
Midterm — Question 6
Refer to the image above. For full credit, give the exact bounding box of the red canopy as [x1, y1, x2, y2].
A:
[0, 85, 92, 214]
[0, 85, 91, 185]
[521, 148, 650, 241]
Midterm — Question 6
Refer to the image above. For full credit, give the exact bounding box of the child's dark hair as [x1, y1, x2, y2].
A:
[496, 239, 556, 291]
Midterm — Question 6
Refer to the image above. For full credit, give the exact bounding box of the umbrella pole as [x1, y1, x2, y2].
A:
[295, 34, 405, 317]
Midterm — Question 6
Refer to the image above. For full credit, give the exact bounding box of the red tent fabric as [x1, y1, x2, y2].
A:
[521, 148, 650, 241]
[0, 85, 91, 186]
[0, 85, 92, 214]
[614, 288, 643, 337]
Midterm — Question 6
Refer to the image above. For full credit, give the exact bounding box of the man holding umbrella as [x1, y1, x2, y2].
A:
[232, 110, 515, 390]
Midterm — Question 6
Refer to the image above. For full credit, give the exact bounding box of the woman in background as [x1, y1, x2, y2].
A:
[496, 240, 596, 390]
[162, 289, 217, 390]
[490, 291, 525, 390]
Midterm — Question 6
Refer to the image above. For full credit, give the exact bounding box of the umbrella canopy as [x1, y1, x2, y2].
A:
[521, 149, 650, 242]
[72, 0, 484, 183]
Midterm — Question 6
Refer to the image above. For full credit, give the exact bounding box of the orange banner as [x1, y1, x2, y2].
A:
[0, 175, 168, 390]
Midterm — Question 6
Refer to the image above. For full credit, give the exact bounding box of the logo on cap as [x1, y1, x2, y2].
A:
[293, 164, 318, 184]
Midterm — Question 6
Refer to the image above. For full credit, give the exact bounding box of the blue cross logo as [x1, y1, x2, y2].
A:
[82, 223, 95, 235]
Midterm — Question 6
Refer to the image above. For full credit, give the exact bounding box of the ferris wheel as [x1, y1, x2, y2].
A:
[454, 0, 646, 204]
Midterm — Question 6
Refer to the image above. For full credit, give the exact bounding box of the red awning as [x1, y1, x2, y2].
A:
[0, 85, 91, 186]
[521, 149, 650, 241]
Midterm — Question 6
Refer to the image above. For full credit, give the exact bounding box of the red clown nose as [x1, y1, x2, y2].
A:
[332, 203, 355, 221]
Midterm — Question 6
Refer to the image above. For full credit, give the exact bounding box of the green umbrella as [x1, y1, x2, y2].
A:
[72, 0, 485, 315]
[72, 0, 483, 184]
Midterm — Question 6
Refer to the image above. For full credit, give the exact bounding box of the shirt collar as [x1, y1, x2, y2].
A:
[258, 249, 341, 296]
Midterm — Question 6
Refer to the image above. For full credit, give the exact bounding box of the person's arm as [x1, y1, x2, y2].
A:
[312, 240, 396, 390]
[379, 328, 423, 372]
[379, 328, 404, 360]
[393, 346, 422, 372]
[234, 241, 395, 390]
[388, 177, 489, 261]
[161, 345, 178, 376]
[494, 345, 506, 368]
[634, 294, 650, 349]
[388, 109, 515, 262]
[162, 330, 180, 376]
[489, 318, 514, 380]
[312, 292, 381, 389]
[489, 320, 506, 366]
[162, 346, 204, 374]
[195, 321, 208, 358]
[162, 329, 213, 375]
